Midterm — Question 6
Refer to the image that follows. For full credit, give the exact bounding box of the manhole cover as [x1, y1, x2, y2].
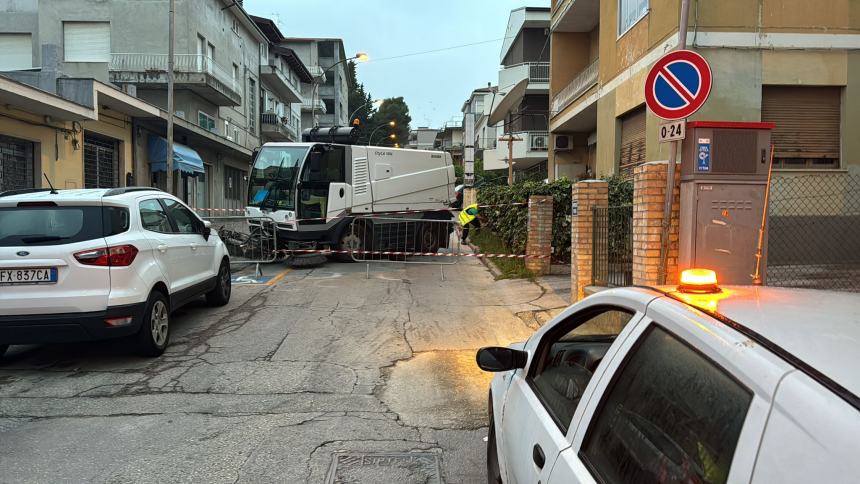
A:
[324, 451, 441, 484]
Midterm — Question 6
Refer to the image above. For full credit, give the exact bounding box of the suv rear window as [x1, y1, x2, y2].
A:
[0, 206, 129, 246]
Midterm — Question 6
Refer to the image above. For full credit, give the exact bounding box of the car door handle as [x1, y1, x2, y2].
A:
[156, 244, 168, 253]
[533, 444, 546, 469]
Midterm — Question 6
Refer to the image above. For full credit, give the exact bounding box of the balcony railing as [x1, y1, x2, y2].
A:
[301, 97, 327, 114]
[499, 62, 550, 93]
[110, 53, 239, 93]
[551, 59, 599, 115]
[261, 112, 297, 140]
[528, 62, 550, 83]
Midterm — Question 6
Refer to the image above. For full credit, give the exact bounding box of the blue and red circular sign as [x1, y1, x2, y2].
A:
[645, 50, 712, 120]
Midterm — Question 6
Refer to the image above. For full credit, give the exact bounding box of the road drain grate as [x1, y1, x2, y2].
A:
[324, 451, 441, 484]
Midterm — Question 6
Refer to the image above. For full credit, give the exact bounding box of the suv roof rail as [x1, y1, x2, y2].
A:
[103, 187, 164, 197]
[0, 188, 53, 198]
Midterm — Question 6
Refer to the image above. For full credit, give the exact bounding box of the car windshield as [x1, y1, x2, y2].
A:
[0, 206, 126, 246]
[247, 146, 309, 211]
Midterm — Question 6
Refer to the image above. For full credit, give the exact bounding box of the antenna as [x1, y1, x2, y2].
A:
[43, 173, 58, 194]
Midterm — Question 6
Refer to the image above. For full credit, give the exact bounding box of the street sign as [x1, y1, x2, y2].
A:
[658, 119, 686, 143]
[697, 138, 711, 172]
[645, 50, 712, 120]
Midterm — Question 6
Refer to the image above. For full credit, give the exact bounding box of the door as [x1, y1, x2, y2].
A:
[501, 307, 641, 484]
[297, 145, 346, 225]
[161, 198, 214, 284]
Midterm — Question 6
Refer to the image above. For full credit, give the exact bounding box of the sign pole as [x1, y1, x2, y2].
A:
[658, 0, 692, 285]
[166, 0, 175, 194]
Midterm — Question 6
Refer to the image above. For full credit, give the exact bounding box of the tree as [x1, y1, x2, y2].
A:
[346, 60, 374, 140]
[367, 97, 412, 146]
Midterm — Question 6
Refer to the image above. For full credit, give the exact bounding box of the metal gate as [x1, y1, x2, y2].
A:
[83, 133, 118, 188]
[0, 134, 34, 191]
[348, 217, 460, 265]
[592, 205, 633, 287]
[203, 215, 280, 265]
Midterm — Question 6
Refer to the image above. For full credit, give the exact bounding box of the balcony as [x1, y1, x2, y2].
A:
[261, 112, 297, 142]
[484, 131, 550, 170]
[259, 64, 302, 103]
[109, 53, 241, 106]
[301, 97, 327, 114]
[551, 0, 600, 32]
[551, 59, 599, 115]
[307, 65, 327, 83]
[499, 62, 549, 99]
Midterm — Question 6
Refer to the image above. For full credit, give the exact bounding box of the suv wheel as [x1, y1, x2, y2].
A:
[206, 260, 231, 306]
[133, 291, 170, 357]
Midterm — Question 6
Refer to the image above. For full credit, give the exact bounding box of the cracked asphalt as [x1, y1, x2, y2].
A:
[0, 257, 568, 483]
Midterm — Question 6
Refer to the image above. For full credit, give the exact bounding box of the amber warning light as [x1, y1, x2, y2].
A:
[679, 268, 721, 294]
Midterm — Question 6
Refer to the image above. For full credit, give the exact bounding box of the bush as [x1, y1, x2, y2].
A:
[477, 178, 573, 263]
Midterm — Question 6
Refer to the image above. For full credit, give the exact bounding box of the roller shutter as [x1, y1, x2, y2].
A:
[618, 107, 646, 178]
[762, 86, 841, 168]
[63, 22, 110, 62]
[0, 34, 32, 71]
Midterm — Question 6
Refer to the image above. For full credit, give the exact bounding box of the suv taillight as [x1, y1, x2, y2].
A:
[74, 244, 139, 267]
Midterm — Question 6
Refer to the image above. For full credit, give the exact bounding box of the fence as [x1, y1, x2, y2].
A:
[767, 172, 860, 292]
[592, 205, 633, 287]
[348, 217, 460, 266]
[202, 215, 280, 266]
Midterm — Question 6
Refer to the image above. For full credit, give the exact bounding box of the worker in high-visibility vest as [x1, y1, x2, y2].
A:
[458, 203, 481, 244]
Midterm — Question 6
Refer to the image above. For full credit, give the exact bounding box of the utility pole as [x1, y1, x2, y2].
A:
[166, 0, 176, 194]
[658, 0, 691, 284]
[498, 133, 522, 185]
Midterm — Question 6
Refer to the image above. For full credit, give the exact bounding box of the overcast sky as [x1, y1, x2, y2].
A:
[244, 0, 550, 129]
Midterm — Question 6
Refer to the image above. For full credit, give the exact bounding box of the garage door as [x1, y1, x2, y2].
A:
[0, 134, 34, 191]
[762, 86, 841, 169]
[84, 133, 118, 188]
[618, 107, 646, 178]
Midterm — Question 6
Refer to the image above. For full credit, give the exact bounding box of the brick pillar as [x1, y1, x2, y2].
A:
[463, 187, 477, 208]
[570, 180, 609, 302]
[632, 161, 680, 286]
[525, 195, 554, 275]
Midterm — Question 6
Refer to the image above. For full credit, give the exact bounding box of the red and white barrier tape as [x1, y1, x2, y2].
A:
[277, 248, 551, 259]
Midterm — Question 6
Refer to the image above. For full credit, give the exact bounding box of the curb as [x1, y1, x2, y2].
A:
[468, 242, 504, 279]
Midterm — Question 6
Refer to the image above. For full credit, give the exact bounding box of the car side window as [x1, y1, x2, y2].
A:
[139, 199, 173, 233]
[580, 325, 752, 484]
[161, 199, 201, 234]
[529, 308, 636, 433]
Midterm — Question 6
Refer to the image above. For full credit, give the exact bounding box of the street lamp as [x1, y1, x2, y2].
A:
[348, 99, 383, 126]
[311, 52, 369, 126]
[368, 121, 396, 145]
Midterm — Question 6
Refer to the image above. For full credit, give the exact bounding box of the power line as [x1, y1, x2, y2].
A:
[364, 35, 515, 63]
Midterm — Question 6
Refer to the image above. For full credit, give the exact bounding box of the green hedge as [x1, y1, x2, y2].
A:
[477, 178, 573, 263]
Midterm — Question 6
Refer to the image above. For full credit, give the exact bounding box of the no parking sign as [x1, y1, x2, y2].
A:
[645, 50, 712, 120]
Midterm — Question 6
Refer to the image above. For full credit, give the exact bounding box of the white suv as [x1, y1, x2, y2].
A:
[0, 187, 231, 358]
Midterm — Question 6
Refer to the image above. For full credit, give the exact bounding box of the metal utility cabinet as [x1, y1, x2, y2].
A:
[679, 121, 775, 284]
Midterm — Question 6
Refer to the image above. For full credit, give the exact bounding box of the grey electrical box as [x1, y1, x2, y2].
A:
[679, 121, 775, 285]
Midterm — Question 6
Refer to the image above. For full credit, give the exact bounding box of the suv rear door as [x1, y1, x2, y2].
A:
[0, 199, 110, 315]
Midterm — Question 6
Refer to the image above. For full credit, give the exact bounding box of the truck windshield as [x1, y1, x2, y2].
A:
[247, 146, 309, 210]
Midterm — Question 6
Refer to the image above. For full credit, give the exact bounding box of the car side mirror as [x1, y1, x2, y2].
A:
[476, 347, 528, 372]
[202, 220, 212, 240]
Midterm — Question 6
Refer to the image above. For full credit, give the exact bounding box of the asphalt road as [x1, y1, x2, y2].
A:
[0, 258, 567, 483]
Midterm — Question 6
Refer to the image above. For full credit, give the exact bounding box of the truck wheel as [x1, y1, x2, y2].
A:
[418, 223, 441, 254]
[336, 222, 366, 262]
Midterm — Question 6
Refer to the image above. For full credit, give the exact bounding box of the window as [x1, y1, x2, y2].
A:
[224, 166, 244, 202]
[63, 22, 110, 62]
[618, 0, 648, 36]
[260, 43, 268, 64]
[0, 206, 120, 247]
[83, 132, 118, 188]
[139, 199, 172, 233]
[323, 99, 335, 115]
[323, 73, 335, 86]
[0, 134, 34, 191]
[581, 325, 752, 484]
[224, 120, 233, 141]
[762, 86, 841, 169]
[0, 33, 33, 70]
[161, 198, 200, 234]
[198, 111, 216, 132]
[529, 308, 636, 433]
[232, 63, 238, 89]
[248, 78, 257, 134]
[474, 98, 484, 114]
[318, 41, 335, 58]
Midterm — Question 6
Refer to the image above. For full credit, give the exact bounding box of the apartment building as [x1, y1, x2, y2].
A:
[485, 7, 551, 181]
[461, 86, 498, 160]
[282, 38, 349, 129]
[0, 0, 268, 209]
[549, 0, 860, 181]
[435, 120, 465, 165]
[252, 16, 313, 143]
[406, 127, 439, 150]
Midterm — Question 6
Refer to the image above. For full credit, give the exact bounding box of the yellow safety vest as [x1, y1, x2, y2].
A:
[459, 203, 478, 226]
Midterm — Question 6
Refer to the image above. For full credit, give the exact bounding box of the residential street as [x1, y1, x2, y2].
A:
[0, 258, 568, 483]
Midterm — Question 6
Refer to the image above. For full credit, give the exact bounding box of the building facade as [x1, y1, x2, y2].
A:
[549, 0, 860, 181]
[406, 127, 439, 150]
[485, 7, 551, 181]
[434, 120, 465, 166]
[0, 0, 270, 209]
[282, 38, 349, 129]
[461, 86, 498, 161]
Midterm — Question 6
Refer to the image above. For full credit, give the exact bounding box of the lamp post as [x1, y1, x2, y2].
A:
[368, 121, 396, 145]
[348, 99, 383, 126]
[311, 52, 368, 127]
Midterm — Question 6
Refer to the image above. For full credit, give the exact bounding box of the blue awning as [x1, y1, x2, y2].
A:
[148, 135, 205, 175]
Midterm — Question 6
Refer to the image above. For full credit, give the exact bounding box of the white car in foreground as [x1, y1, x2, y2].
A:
[0, 187, 231, 358]
[478, 269, 860, 484]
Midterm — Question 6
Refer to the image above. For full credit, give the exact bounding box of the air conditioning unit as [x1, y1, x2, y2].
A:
[554, 135, 572, 151]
